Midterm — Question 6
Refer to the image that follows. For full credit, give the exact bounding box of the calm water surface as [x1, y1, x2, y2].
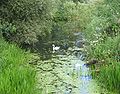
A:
[37, 48, 108, 94]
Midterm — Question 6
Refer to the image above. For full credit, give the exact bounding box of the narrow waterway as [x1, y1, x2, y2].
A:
[36, 47, 108, 94]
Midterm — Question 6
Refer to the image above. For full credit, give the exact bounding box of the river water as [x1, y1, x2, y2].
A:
[36, 47, 108, 94]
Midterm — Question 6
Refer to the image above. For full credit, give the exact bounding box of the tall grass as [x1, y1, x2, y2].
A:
[87, 35, 120, 61]
[97, 61, 120, 93]
[0, 39, 37, 94]
[87, 35, 120, 93]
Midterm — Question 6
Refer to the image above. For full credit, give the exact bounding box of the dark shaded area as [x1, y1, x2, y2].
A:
[104, 23, 120, 37]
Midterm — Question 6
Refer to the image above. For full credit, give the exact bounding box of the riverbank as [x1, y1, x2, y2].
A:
[0, 39, 36, 94]
[86, 35, 120, 94]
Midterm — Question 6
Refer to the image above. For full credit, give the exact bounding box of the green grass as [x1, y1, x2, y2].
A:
[0, 39, 37, 94]
[97, 61, 120, 93]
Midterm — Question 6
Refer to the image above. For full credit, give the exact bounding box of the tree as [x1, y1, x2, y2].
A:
[0, 0, 53, 49]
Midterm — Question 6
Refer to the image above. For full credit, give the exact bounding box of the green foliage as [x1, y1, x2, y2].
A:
[72, 0, 88, 3]
[97, 61, 120, 93]
[84, 0, 120, 93]
[0, 22, 16, 33]
[0, 0, 95, 47]
[84, 0, 120, 39]
[0, 39, 37, 94]
[104, 0, 120, 18]
[52, 1, 95, 42]
[0, 0, 53, 45]
[0, 0, 48, 22]
[87, 35, 120, 61]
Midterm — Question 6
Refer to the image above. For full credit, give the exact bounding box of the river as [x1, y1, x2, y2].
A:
[36, 46, 109, 94]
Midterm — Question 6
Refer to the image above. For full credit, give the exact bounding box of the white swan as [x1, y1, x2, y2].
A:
[52, 44, 60, 53]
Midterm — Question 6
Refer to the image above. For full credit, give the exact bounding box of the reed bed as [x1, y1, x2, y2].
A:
[0, 39, 37, 94]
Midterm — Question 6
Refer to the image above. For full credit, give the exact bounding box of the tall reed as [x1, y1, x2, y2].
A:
[0, 39, 37, 94]
[97, 61, 120, 93]
[87, 35, 120, 93]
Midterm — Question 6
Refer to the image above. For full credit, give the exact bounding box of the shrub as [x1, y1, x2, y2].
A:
[87, 35, 120, 62]
[0, 0, 53, 46]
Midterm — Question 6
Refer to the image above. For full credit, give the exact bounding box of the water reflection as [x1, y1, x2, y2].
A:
[37, 47, 106, 94]
[64, 50, 98, 94]
[64, 57, 93, 94]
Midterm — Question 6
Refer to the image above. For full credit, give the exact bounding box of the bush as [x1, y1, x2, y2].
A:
[0, 0, 53, 46]
[52, 1, 95, 42]
[87, 35, 120, 62]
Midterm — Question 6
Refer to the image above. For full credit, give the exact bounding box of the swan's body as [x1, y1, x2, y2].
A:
[52, 44, 60, 53]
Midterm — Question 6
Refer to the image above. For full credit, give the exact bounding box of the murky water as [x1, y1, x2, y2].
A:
[36, 48, 108, 94]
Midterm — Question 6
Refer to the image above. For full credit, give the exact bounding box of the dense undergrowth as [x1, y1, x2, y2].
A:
[88, 35, 120, 93]
[83, 0, 120, 93]
[0, 39, 37, 94]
